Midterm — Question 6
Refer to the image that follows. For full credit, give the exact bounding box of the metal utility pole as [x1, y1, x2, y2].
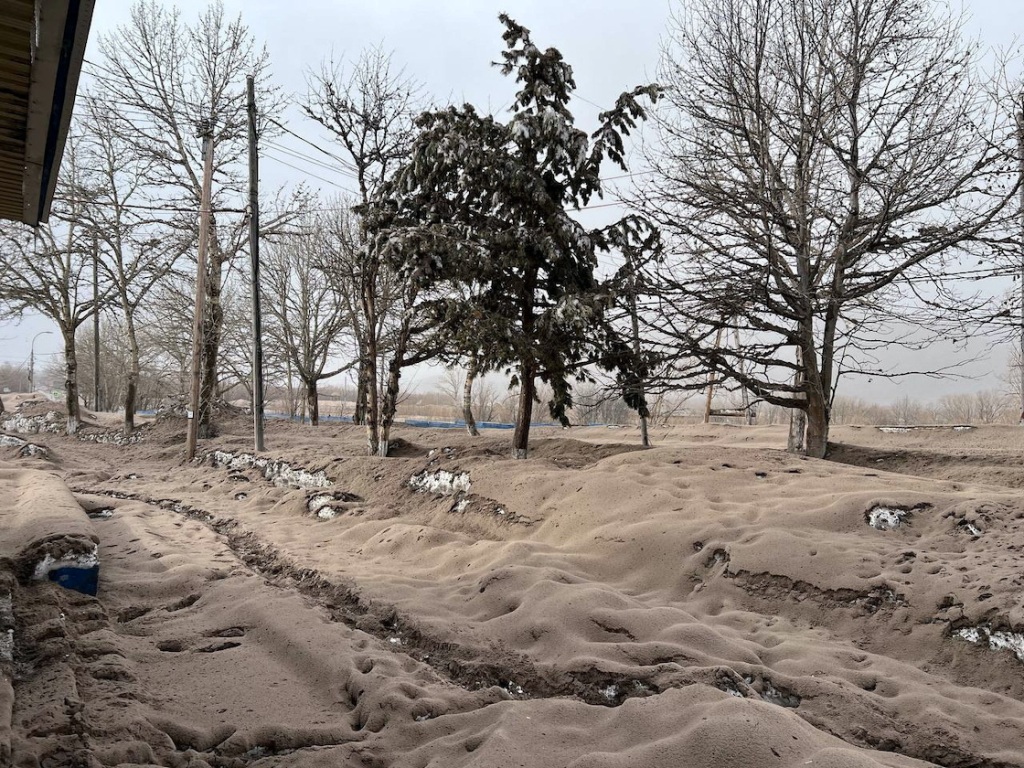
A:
[186, 121, 215, 461]
[92, 234, 100, 411]
[247, 75, 266, 451]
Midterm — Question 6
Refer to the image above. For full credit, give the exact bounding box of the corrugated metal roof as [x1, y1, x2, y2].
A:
[0, 0, 33, 222]
[0, 0, 95, 226]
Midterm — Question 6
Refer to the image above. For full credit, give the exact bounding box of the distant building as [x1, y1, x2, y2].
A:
[0, 1, 95, 225]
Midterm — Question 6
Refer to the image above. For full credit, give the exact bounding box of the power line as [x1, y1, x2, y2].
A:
[83, 59, 183, 99]
[81, 59, 212, 116]
[255, 193, 631, 220]
[82, 65, 649, 189]
[574, 92, 608, 112]
[265, 117, 360, 174]
[262, 151, 359, 195]
[263, 141, 360, 181]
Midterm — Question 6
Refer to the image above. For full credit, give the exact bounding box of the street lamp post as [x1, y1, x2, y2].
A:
[29, 331, 53, 393]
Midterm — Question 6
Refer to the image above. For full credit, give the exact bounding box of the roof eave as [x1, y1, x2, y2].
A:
[21, 0, 95, 226]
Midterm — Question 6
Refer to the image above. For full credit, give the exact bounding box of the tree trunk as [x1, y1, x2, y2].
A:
[362, 285, 380, 454]
[352, 353, 367, 425]
[123, 312, 140, 434]
[63, 331, 80, 435]
[199, 233, 225, 439]
[306, 379, 320, 427]
[511, 364, 536, 459]
[804, 381, 829, 459]
[463, 359, 480, 437]
[787, 408, 806, 454]
[512, 266, 538, 459]
[626, 263, 650, 447]
[638, 403, 650, 447]
[377, 312, 414, 457]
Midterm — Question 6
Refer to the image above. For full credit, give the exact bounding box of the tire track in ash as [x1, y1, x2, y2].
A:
[75, 487, 669, 708]
[76, 486, 1012, 768]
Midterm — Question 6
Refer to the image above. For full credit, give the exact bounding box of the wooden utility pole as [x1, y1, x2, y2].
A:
[787, 346, 806, 453]
[186, 122, 215, 461]
[1017, 107, 1024, 424]
[247, 75, 266, 451]
[92, 234, 100, 411]
[734, 328, 754, 425]
[703, 326, 725, 424]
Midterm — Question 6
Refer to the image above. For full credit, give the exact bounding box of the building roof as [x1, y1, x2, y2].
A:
[0, 0, 95, 226]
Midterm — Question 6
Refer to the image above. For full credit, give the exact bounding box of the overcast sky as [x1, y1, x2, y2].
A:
[4, 0, 1023, 403]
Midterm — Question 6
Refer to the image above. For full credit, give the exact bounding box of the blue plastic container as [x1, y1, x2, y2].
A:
[48, 565, 99, 596]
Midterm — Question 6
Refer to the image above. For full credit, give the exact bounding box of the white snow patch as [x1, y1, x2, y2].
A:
[0, 412, 62, 435]
[307, 494, 335, 515]
[601, 684, 619, 701]
[31, 545, 99, 582]
[409, 469, 471, 496]
[0, 433, 47, 456]
[79, 430, 144, 445]
[207, 450, 331, 489]
[955, 626, 1024, 663]
[452, 498, 471, 514]
[877, 424, 974, 433]
[306, 491, 359, 519]
[868, 506, 910, 530]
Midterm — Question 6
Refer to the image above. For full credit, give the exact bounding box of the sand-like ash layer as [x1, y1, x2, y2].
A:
[2, 414, 1024, 767]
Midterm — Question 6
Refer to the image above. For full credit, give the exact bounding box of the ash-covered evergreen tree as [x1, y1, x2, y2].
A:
[365, 15, 658, 458]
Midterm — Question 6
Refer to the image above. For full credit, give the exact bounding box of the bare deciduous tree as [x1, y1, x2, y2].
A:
[303, 47, 422, 453]
[74, 98, 185, 434]
[94, 0, 291, 437]
[0, 140, 107, 433]
[75, 316, 174, 414]
[639, 0, 1019, 457]
[439, 363, 487, 435]
[264, 215, 353, 426]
